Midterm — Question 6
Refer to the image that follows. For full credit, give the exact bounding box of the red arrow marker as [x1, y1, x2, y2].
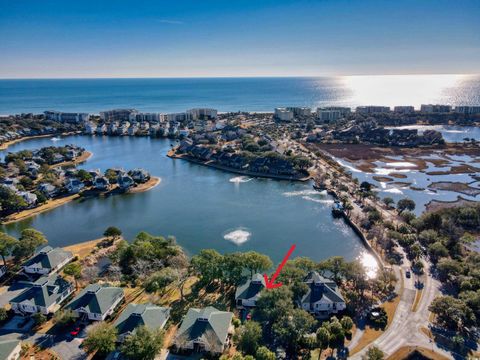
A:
[264, 244, 296, 289]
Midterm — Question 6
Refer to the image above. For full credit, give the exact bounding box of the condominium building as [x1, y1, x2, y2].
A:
[317, 110, 342, 123]
[393, 106, 415, 114]
[420, 104, 452, 113]
[274, 108, 294, 121]
[286, 107, 312, 117]
[186, 108, 218, 120]
[100, 109, 138, 122]
[44, 111, 90, 124]
[356, 106, 391, 114]
[455, 106, 480, 114]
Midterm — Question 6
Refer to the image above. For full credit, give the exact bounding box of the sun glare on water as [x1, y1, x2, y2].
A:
[358, 251, 379, 279]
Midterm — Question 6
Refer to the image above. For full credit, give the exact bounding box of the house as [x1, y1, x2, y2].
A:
[18, 191, 37, 207]
[128, 169, 150, 183]
[118, 173, 135, 189]
[38, 183, 58, 198]
[174, 306, 234, 355]
[114, 303, 170, 342]
[235, 273, 266, 309]
[65, 284, 124, 321]
[23, 246, 73, 275]
[0, 339, 21, 360]
[94, 176, 110, 191]
[300, 271, 346, 318]
[10, 274, 74, 315]
[65, 178, 85, 194]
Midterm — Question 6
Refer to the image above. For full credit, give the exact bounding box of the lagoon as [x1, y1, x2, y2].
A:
[0, 135, 366, 263]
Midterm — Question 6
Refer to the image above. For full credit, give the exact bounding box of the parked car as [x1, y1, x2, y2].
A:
[406, 270, 411, 278]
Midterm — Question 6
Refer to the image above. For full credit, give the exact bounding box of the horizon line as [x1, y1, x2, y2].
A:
[0, 73, 478, 81]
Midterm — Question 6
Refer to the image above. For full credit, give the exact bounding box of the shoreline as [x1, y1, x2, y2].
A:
[1, 176, 161, 225]
[168, 150, 312, 182]
[0, 132, 79, 151]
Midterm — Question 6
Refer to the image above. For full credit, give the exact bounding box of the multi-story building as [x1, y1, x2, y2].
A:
[316, 109, 342, 123]
[187, 108, 218, 120]
[455, 106, 480, 114]
[132, 113, 162, 123]
[393, 106, 415, 114]
[100, 109, 138, 122]
[44, 111, 90, 124]
[420, 104, 452, 113]
[274, 108, 294, 121]
[356, 106, 391, 114]
[286, 107, 312, 117]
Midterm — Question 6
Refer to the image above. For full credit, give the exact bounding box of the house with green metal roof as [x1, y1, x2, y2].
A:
[0, 339, 21, 360]
[65, 284, 124, 321]
[10, 274, 74, 315]
[173, 306, 234, 355]
[235, 273, 266, 309]
[300, 271, 346, 318]
[114, 303, 170, 342]
[22, 246, 73, 275]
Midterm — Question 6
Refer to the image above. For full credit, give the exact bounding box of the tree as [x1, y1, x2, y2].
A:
[382, 197, 394, 208]
[0, 232, 18, 266]
[63, 263, 82, 289]
[255, 346, 275, 360]
[428, 242, 449, 264]
[243, 251, 273, 276]
[327, 317, 346, 355]
[191, 249, 224, 285]
[144, 267, 179, 294]
[316, 326, 330, 359]
[103, 226, 122, 242]
[363, 346, 384, 360]
[0, 307, 8, 323]
[236, 321, 262, 355]
[272, 309, 316, 356]
[13, 228, 47, 260]
[33, 313, 47, 326]
[83, 322, 117, 355]
[429, 296, 475, 331]
[397, 198, 415, 212]
[120, 326, 164, 360]
[53, 309, 76, 326]
[221, 253, 248, 288]
[340, 316, 354, 335]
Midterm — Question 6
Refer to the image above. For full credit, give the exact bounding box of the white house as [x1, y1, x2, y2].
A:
[65, 284, 124, 321]
[235, 273, 266, 309]
[10, 274, 74, 315]
[23, 246, 73, 275]
[300, 271, 346, 318]
[65, 178, 85, 194]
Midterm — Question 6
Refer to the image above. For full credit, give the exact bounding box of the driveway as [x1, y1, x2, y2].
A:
[0, 283, 30, 307]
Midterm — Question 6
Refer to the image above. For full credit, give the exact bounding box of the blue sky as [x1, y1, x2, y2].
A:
[0, 0, 479, 78]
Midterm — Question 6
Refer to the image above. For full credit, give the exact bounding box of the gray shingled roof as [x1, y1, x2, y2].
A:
[301, 271, 345, 304]
[23, 246, 73, 271]
[65, 284, 124, 315]
[10, 274, 72, 308]
[235, 273, 265, 301]
[0, 339, 20, 359]
[176, 307, 233, 349]
[114, 303, 170, 336]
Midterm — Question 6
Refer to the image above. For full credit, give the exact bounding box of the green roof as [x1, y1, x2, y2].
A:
[0, 339, 20, 359]
[176, 307, 233, 349]
[10, 274, 72, 308]
[65, 284, 124, 315]
[114, 303, 170, 336]
[235, 273, 265, 301]
[23, 246, 73, 271]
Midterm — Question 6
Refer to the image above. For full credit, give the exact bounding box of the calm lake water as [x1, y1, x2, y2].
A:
[0, 135, 366, 263]
[0, 75, 479, 114]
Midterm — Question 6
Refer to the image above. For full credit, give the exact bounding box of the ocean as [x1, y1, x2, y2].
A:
[0, 74, 479, 115]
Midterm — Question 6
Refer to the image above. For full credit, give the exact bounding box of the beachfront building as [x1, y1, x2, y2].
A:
[274, 108, 294, 121]
[393, 106, 415, 114]
[65, 284, 124, 321]
[65, 178, 85, 194]
[114, 303, 170, 342]
[118, 172, 135, 189]
[23, 246, 73, 275]
[44, 111, 90, 124]
[132, 112, 162, 123]
[300, 271, 346, 318]
[174, 307, 234, 355]
[356, 106, 391, 114]
[235, 273, 266, 309]
[10, 274, 74, 315]
[0, 339, 21, 360]
[316, 109, 342, 123]
[100, 109, 138, 122]
[286, 107, 312, 117]
[187, 108, 218, 120]
[455, 106, 480, 114]
[420, 104, 452, 113]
